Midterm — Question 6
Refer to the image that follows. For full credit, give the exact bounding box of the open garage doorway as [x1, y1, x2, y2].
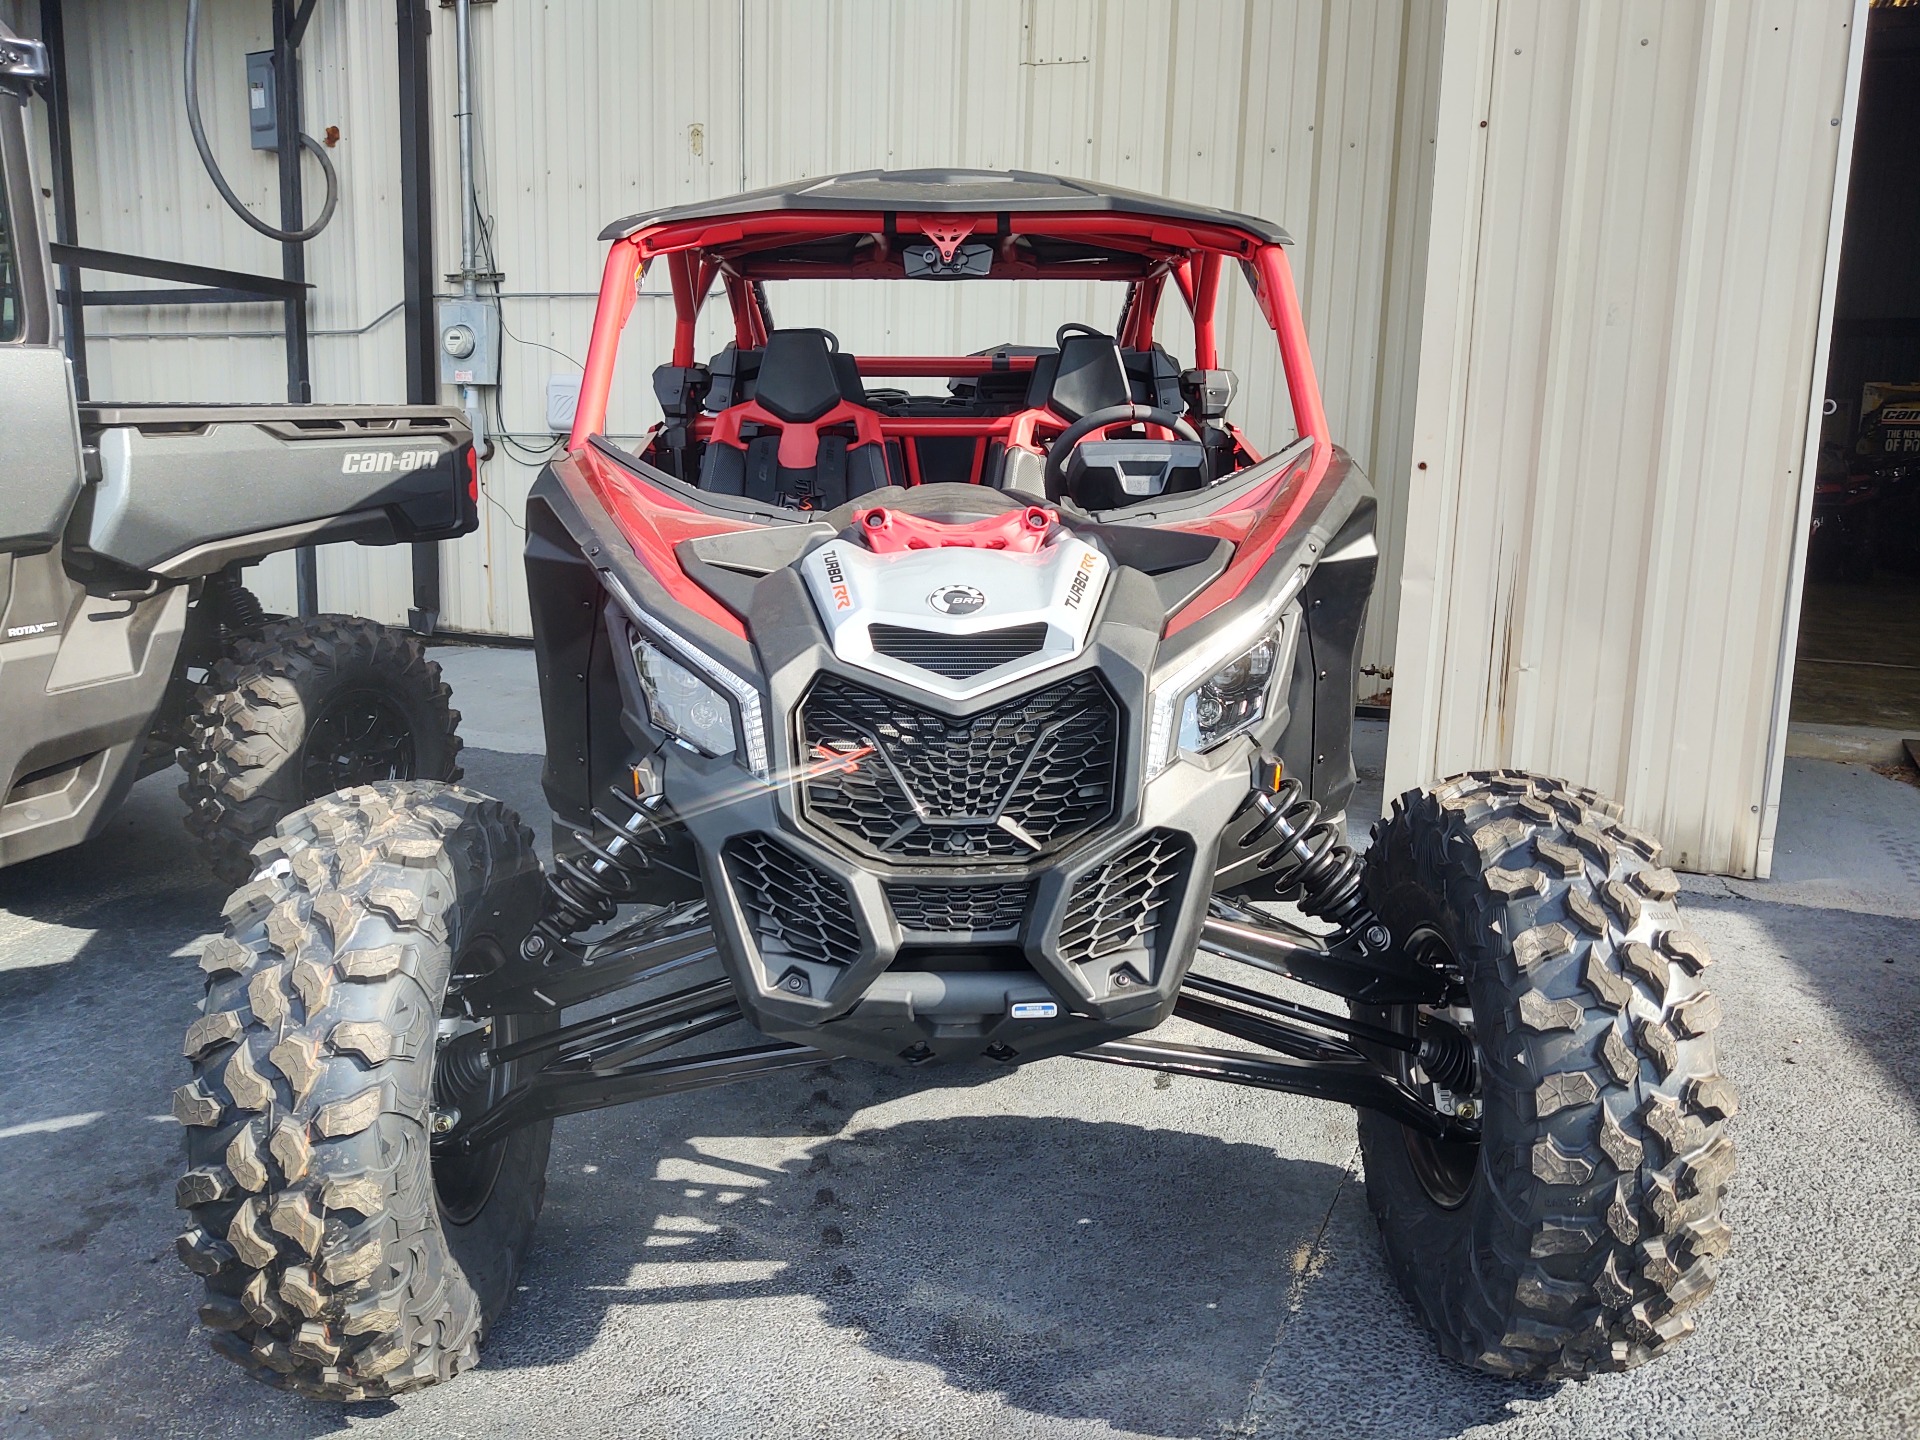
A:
[1795, 2, 1920, 762]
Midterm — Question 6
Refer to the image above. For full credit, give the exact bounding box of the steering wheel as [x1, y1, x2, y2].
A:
[1042, 403, 1203, 498]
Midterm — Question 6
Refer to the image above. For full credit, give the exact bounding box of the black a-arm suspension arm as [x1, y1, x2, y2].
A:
[1076, 897, 1477, 1140]
[1077, 1039, 1471, 1140]
[443, 893, 1473, 1150]
[1199, 900, 1454, 1006]
[443, 903, 829, 1153]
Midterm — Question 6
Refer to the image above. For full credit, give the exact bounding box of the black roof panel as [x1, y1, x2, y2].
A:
[600, 168, 1291, 246]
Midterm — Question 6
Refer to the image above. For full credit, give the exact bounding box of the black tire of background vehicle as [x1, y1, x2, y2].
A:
[1356, 770, 1735, 1381]
[178, 616, 463, 888]
[173, 782, 553, 1400]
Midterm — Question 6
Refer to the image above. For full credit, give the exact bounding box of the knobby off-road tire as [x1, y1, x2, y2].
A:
[1357, 770, 1735, 1380]
[174, 782, 553, 1400]
[179, 616, 463, 887]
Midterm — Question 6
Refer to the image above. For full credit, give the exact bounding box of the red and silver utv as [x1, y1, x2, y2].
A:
[175, 171, 1734, 1399]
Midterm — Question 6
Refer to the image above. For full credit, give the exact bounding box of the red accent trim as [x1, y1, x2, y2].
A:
[628, 209, 1265, 259]
[687, 407, 1082, 462]
[706, 397, 887, 469]
[668, 250, 700, 367]
[854, 505, 1055, 554]
[1120, 271, 1166, 350]
[574, 220, 1338, 637]
[735, 257, 1163, 282]
[566, 446, 758, 640]
[634, 210, 890, 258]
[914, 220, 976, 263]
[1190, 253, 1222, 369]
[571, 238, 641, 450]
[902, 436, 924, 487]
[968, 435, 987, 486]
[466, 447, 479, 502]
[723, 271, 766, 349]
[851, 354, 1038, 377]
[1257, 244, 1330, 446]
[1164, 245, 1331, 636]
[1171, 255, 1222, 366]
[685, 410, 1061, 445]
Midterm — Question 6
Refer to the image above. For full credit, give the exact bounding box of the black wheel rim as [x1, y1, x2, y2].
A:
[300, 688, 417, 797]
[1397, 927, 1481, 1210]
[432, 938, 526, 1226]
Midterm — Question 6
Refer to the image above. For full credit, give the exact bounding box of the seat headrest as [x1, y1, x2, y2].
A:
[1047, 329, 1133, 422]
[754, 329, 845, 423]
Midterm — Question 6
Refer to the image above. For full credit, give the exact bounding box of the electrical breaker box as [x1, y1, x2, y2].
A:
[246, 51, 277, 151]
[437, 298, 500, 387]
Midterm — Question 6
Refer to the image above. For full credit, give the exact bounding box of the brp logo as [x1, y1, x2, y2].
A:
[928, 584, 986, 616]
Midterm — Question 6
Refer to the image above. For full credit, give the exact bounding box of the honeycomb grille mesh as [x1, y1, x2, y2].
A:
[722, 834, 861, 968]
[885, 880, 1031, 933]
[1058, 830, 1190, 966]
[800, 672, 1118, 861]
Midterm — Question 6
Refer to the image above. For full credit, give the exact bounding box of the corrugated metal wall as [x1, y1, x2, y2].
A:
[22, 0, 419, 617]
[22, 0, 1440, 663]
[1384, 0, 1862, 876]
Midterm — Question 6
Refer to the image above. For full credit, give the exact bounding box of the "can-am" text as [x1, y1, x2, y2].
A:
[341, 449, 440, 475]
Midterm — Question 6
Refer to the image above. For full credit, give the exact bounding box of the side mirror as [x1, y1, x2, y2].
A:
[0, 32, 50, 92]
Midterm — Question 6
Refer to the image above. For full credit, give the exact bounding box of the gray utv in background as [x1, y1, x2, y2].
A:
[0, 27, 475, 884]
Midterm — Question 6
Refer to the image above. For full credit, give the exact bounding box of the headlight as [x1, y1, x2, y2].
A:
[1146, 567, 1306, 777]
[1176, 627, 1281, 753]
[634, 637, 739, 759]
[604, 573, 769, 777]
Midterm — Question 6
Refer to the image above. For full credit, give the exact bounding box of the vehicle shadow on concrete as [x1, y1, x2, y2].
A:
[477, 1100, 1535, 1439]
[0, 749, 1536, 1439]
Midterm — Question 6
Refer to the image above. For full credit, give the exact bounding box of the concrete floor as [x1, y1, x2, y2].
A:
[1791, 576, 1920, 731]
[2, 645, 1918, 1439]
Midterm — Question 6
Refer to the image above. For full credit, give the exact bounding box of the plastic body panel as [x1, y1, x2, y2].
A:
[0, 66, 80, 556]
[0, 346, 85, 556]
[526, 454, 1371, 1065]
[0, 548, 188, 868]
[75, 405, 476, 578]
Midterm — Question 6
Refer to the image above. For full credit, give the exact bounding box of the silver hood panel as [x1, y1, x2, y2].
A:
[800, 535, 1111, 699]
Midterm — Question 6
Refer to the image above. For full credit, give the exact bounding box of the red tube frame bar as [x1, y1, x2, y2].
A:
[569, 213, 1331, 537]
[851, 354, 1039, 377]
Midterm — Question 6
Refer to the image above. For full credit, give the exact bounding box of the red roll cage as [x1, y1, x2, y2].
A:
[561, 205, 1334, 638]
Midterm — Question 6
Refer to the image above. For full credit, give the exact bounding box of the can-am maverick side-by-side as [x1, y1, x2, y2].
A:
[174, 170, 1734, 1398]
[0, 30, 475, 886]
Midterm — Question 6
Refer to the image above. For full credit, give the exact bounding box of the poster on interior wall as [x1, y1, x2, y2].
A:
[1858, 381, 1920, 457]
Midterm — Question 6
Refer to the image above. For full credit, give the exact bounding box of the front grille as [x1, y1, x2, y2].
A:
[1058, 830, 1190, 966]
[722, 834, 861, 968]
[800, 672, 1118, 862]
[886, 880, 1031, 933]
[867, 622, 1049, 679]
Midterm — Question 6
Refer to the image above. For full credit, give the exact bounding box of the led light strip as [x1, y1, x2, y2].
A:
[602, 572, 770, 779]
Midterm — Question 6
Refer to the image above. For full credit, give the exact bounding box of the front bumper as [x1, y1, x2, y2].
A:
[639, 563, 1284, 1064]
[666, 709, 1254, 1065]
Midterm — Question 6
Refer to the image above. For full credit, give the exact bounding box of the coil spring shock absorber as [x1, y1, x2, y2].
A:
[1233, 772, 1383, 938]
[521, 780, 674, 959]
[204, 569, 268, 636]
[1233, 766, 1477, 1097]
